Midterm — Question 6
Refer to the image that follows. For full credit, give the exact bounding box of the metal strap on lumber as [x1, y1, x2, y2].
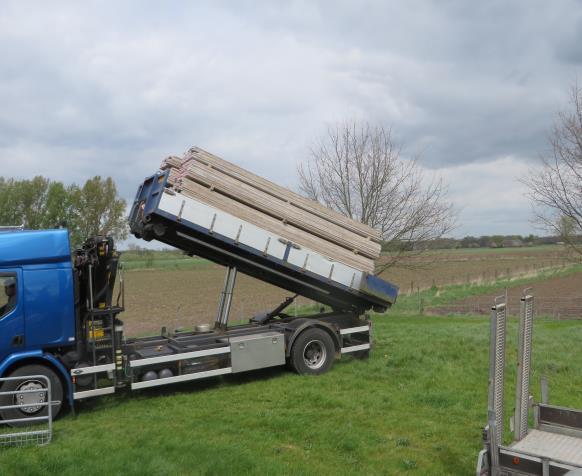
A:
[488, 294, 507, 461]
[515, 289, 534, 441]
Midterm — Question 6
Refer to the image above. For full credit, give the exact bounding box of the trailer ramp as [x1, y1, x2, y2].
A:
[478, 290, 582, 476]
[511, 429, 582, 466]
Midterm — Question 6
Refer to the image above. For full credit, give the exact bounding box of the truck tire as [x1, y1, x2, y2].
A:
[290, 328, 335, 375]
[0, 364, 64, 426]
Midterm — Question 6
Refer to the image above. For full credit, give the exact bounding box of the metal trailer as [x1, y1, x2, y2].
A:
[477, 291, 582, 476]
[0, 171, 398, 426]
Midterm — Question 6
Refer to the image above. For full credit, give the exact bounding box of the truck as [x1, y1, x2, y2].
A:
[0, 169, 398, 427]
[477, 291, 582, 476]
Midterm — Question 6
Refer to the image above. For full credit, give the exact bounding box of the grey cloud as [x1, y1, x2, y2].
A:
[0, 0, 581, 236]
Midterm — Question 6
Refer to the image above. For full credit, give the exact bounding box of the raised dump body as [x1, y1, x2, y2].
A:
[129, 170, 398, 313]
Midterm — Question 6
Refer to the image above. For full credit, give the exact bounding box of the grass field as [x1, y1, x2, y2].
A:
[2, 294, 582, 475]
[2, 247, 581, 474]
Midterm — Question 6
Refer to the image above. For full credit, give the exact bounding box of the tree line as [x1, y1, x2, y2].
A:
[0, 176, 127, 247]
[396, 234, 579, 252]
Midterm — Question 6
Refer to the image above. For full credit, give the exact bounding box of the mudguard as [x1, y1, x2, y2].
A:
[0, 350, 74, 409]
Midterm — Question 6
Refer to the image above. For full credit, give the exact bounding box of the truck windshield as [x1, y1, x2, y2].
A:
[0, 274, 17, 318]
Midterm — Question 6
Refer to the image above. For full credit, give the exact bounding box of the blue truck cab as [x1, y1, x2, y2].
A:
[0, 229, 76, 360]
[0, 229, 77, 415]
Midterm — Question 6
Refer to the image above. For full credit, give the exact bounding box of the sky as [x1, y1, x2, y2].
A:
[0, 0, 581, 238]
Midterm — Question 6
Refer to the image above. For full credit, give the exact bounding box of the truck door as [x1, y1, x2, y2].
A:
[0, 269, 24, 362]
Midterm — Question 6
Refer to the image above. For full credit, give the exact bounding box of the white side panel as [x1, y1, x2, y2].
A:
[70, 363, 115, 376]
[340, 325, 370, 335]
[158, 191, 365, 288]
[129, 346, 230, 368]
[131, 367, 232, 390]
[73, 386, 116, 400]
[341, 343, 371, 354]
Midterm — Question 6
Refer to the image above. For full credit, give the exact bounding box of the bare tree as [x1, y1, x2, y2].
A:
[522, 83, 582, 256]
[298, 120, 456, 272]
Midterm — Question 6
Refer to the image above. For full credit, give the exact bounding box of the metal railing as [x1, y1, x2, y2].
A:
[0, 375, 55, 447]
[488, 294, 507, 451]
[514, 290, 534, 441]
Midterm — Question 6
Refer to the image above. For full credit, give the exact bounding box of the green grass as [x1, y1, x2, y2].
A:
[2, 311, 582, 475]
[119, 250, 210, 270]
[120, 256, 210, 270]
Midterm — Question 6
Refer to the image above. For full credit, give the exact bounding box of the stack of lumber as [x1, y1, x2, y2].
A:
[160, 146, 382, 273]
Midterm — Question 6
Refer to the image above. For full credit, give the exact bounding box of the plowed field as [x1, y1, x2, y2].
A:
[427, 271, 582, 318]
[120, 246, 579, 335]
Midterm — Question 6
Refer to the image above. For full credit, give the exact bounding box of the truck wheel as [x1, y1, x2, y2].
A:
[0, 364, 64, 426]
[291, 328, 335, 375]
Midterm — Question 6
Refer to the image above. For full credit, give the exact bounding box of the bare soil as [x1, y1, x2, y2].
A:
[428, 271, 582, 318]
[120, 246, 580, 335]
[377, 247, 576, 293]
[121, 264, 313, 336]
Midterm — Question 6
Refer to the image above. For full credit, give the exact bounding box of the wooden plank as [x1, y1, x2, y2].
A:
[160, 156, 182, 170]
[174, 180, 376, 273]
[178, 161, 381, 259]
[185, 147, 381, 243]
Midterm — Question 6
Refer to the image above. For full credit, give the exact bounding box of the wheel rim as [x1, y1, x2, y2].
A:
[303, 339, 327, 370]
[14, 380, 46, 414]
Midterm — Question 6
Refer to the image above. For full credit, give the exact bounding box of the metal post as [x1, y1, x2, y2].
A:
[487, 294, 507, 475]
[215, 267, 237, 330]
[488, 412, 500, 473]
[514, 289, 534, 441]
[541, 376, 549, 404]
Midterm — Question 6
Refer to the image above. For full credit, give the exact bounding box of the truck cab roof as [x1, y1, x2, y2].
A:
[0, 229, 71, 267]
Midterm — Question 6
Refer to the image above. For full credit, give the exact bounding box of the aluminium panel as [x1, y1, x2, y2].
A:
[341, 343, 371, 354]
[73, 386, 116, 400]
[511, 429, 582, 466]
[131, 367, 232, 390]
[158, 192, 363, 288]
[129, 346, 230, 368]
[221, 332, 286, 373]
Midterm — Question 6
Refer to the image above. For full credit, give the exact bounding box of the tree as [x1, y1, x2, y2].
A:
[0, 175, 127, 248]
[298, 120, 456, 272]
[69, 176, 128, 246]
[523, 83, 582, 255]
